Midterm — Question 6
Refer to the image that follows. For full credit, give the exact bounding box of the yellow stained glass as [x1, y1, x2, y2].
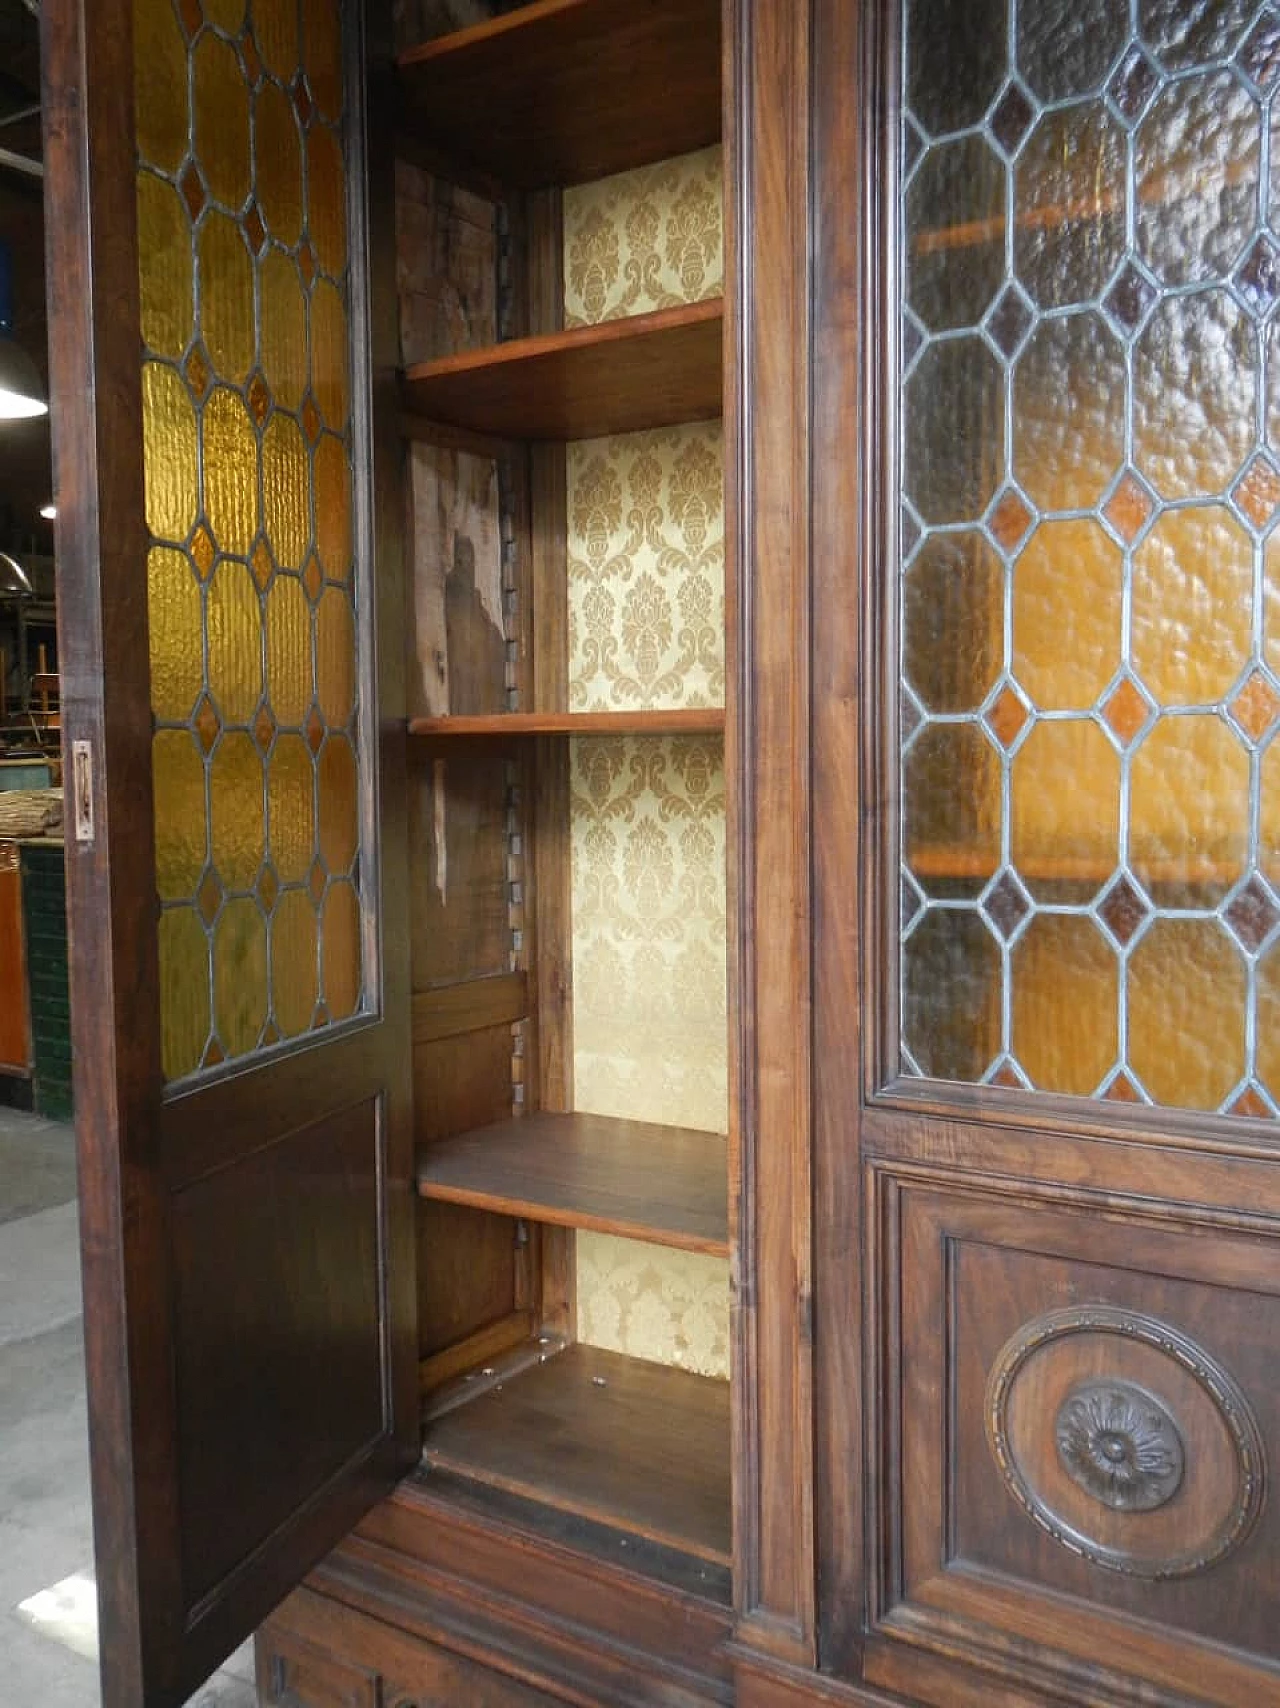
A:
[255, 0, 300, 82]
[207, 561, 264, 723]
[259, 249, 308, 410]
[1132, 507, 1253, 705]
[322, 879, 362, 1020]
[148, 547, 204, 721]
[1262, 740, 1280, 887]
[142, 362, 199, 544]
[198, 213, 256, 383]
[302, 0, 344, 125]
[1010, 720, 1119, 888]
[316, 587, 355, 726]
[138, 172, 193, 361]
[307, 124, 347, 278]
[1129, 920, 1246, 1110]
[313, 432, 351, 577]
[159, 906, 211, 1081]
[134, 0, 188, 175]
[203, 386, 259, 556]
[268, 734, 316, 881]
[1012, 916, 1118, 1095]
[153, 730, 208, 901]
[317, 734, 358, 874]
[1129, 716, 1248, 902]
[266, 573, 313, 726]
[1265, 535, 1280, 680]
[255, 81, 304, 248]
[1257, 944, 1280, 1096]
[193, 31, 252, 214]
[139, 0, 362, 1082]
[271, 889, 319, 1037]
[210, 731, 265, 890]
[1013, 521, 1121, 710]
[310, 279, 348, 429]
[213, 897, 268, 1057]
[263, 412, 311, 569]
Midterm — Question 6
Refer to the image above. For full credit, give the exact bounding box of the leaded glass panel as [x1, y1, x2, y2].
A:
[900, 0, 1280, 1116]
[137, 0, 366, 1084]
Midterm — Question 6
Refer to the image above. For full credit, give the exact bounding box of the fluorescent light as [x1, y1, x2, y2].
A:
[39, 503, 55, 519]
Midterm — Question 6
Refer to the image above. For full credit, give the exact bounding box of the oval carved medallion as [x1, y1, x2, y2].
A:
[986, 1306, 1265, 1578]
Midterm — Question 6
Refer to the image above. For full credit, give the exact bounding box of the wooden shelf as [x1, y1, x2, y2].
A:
[423, 1343, 731, 1565]
[408, 708, 726, 739]
[397, 0, 722, 190]
[401, 301, 723, 442]
[417, 1111, 728, 1256]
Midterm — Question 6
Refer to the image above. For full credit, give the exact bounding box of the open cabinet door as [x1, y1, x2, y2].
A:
[41, 1, 415, 1703]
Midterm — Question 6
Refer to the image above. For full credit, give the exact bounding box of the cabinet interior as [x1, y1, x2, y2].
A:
[390, 0, 731, 1584]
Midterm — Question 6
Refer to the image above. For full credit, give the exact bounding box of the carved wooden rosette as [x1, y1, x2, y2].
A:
[986, 1306, 1266, 1579]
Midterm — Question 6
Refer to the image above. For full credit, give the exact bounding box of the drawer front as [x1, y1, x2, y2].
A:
[257, 1604, 563, 1708]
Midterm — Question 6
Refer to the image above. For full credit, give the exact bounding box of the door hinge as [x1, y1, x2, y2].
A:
[71, 740, 95, 846]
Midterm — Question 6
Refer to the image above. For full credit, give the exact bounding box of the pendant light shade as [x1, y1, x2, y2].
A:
[0, 552, 34, 596]
[0, 240, 46, 420]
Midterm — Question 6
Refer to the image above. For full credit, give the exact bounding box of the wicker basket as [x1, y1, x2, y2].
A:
[0, 788, 63, 840]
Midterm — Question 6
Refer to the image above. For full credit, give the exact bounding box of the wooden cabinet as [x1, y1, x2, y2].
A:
[44, 1, 1280, 1706]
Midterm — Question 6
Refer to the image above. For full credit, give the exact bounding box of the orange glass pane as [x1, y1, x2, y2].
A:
[203, 0, 247, 34]
[193, 30, 252, 214]
[159, 906, 211, 1082]
[198, 213, 256, 384]
[266, 573, 313, 726]
[1010, 720, 1119, 893]
[1257, 944, 1280, 1103]
[317, 734, 358, 875]
[138, 172, 193, 361]
[254, 0, 301, 82]
[268, 733, 316, 881]
[213, 896, 268, 1058]
[210, 730, 265, 891]
[142, 361, 199, 545]
[207, 560, 264, 725]
[271, 888, 319, 1037]
[313, 431, 351, 578]
[321, 879, 362, 1020]
[202, 385, 259, 557]
[153, 729, 208, 901]
[307, 123, 347, 279]
[1128, 919, 1246, 1110]
[302, 0, 344, 125]
[148, 546, 204, 722]
[1011, 915, 1118, 1095]
[134, 0, 188, 175]
[1132, 508, 1253, 705]
[259, 249, 308, 411]
[310, 278, 349, 429]
[1013, 521, 1121, 710]
[263, 412, 311, 570]
[904, 723, 1000, 898]
[1129, 716, 1248, 904]
[316, 586, 355, 726]
[255, 80, 304, 248]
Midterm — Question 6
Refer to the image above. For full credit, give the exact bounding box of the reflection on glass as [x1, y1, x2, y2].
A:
[899, 0, 1279, 1116]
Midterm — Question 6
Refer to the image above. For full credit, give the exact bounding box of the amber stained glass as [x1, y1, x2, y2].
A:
[900, 0, 1280, 1116]
[139, 0, 365, 1084]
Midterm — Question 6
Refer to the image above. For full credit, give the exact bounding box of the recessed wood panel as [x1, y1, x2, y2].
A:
[408, 749, 511, 988]
[171, 1100, 386, 1608]
[869, 1168, 1280, 1705]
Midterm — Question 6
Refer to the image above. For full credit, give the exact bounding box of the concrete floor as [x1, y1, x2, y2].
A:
[0, 1108, 258, 1706]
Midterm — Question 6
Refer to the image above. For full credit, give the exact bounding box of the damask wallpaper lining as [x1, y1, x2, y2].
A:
[563, 151, 729, 1383]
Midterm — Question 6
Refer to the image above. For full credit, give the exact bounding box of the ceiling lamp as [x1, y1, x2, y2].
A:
[0, 240, 46, 420]
[0, 552, 33, 596]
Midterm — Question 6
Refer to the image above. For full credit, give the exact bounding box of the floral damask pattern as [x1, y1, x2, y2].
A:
[576, 1233, 729, 1379]
[568, 424, 725, 711]
[570, 734, 729, 1378]
[563, 146, 723, 327]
